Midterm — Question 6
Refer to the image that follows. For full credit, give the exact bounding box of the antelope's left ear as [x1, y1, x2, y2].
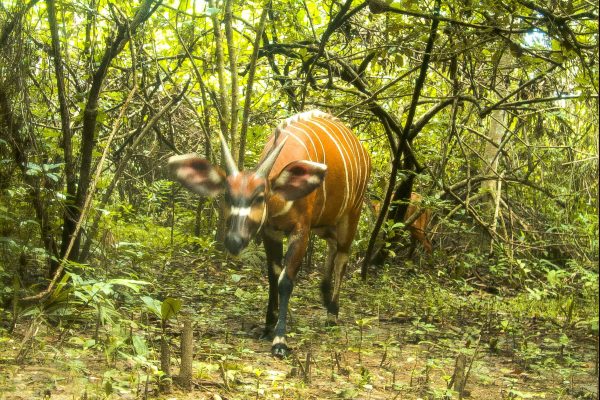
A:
[271, 160, 327, 200]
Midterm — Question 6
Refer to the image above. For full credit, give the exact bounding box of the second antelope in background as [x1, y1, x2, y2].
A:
[169, 110, 371, 357]
[404, 192, 433, 255]
[371, 192, 433, 255]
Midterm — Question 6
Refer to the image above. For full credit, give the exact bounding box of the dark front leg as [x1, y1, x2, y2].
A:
[272, 227, 309, 358]
[263, 232, 283, 339]
[271, 266, 294, 357]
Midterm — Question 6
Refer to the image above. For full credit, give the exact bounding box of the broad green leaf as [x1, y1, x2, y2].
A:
[161, 297, 182, 322]
[141, 296, 162, 319]
[108, 278, 150, 293]
[132, 335, 149, 356]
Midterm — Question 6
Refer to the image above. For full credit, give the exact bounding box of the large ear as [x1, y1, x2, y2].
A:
[168, 153, 226, 197]
[271, 160, 327, 200]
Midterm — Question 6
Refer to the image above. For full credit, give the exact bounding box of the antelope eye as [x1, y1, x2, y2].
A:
[253, 194, 265, 204]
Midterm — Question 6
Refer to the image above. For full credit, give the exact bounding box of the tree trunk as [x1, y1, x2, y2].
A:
[178, 318, 194, 391]
[362, 0, 441, 278]
[160, 334, 171, 393]
[238, 6, 269, 169]
[46, 0, 77, 276]
[62, 0, 157, 263]
[210, 0, 231, 148]
[225, 0, 238, 157]
[481, 50, 511, 250]
[210, 0, 231, 246]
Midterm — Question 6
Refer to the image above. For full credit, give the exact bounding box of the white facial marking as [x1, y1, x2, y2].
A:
[230, 206, 252, 217]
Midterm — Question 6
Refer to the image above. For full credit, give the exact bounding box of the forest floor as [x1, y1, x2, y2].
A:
[0, 251, 598, 400]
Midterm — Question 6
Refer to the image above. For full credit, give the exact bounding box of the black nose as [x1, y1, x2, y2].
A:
[224, 233, 245, 255]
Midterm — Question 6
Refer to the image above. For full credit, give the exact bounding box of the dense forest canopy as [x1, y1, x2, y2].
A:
[0, 0, 598, 398]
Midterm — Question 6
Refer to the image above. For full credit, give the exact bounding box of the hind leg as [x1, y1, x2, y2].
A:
[320, 236, 337, 314]
[327, 212, 360, 323]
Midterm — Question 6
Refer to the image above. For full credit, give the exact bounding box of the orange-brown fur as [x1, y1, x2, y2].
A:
[169, 110, 371, 357]
[372, 192, 432, 254]
[404, 193, 432, 254]
[262, 113, 370, 237]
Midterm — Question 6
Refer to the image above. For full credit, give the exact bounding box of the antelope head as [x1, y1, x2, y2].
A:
[168, 133, 327, 255]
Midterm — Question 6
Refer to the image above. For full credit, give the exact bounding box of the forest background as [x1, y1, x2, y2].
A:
[0, 0, 598, 399]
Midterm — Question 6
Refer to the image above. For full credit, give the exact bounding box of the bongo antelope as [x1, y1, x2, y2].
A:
[404, 192, 433, 255]
[372, 192, 433, 255]
[168, 110, 371, 357]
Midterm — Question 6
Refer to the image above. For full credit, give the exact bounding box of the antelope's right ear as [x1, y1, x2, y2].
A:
[168, 154, 226, 197]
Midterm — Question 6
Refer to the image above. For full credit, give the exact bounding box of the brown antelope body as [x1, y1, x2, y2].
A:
[372, 192, 432, 254]
[404, 192, 432, 255]
[168, 110, 371, 357]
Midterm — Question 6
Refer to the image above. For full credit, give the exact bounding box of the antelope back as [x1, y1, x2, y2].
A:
[262, 110, 371, 227]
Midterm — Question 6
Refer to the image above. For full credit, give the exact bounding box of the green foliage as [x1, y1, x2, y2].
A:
[141, 295, 182, 325]
[22, 271, 150, 325]
[0, 0, 597, 397]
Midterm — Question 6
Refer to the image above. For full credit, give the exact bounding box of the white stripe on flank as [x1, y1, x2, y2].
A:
[312, 127, 328, 222]
[339, 124, 364, 210]
[340, 123, 368, 210]
[309, 119, 350, 220]
[340, 122, 365, 210]
[286, 131, 313, 161]
[283, 113, 370, 223]
[346, 126, 362, 193]
[336, 122, 359, 182]
[360, 143, 369, 203]
[323, 118, 356, 209]
[298, 120, 329, 221]
[294, 125, 318, 160]
[333, 118, 369, 211]
[359, 138, 371, 207]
